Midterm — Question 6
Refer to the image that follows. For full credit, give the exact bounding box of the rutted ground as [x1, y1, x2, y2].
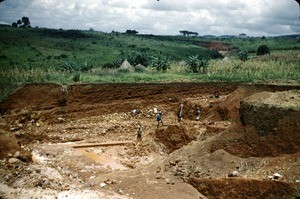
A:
[0, 83, 299, 199]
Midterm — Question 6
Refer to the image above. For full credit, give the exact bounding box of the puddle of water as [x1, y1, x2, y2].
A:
[75, 147, 128, 171]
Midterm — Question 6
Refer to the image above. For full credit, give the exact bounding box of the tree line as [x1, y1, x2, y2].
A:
[12, 16, 31, 28]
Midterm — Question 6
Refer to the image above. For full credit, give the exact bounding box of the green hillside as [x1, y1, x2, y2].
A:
[0, 26, 299, 101]
[0, 27, 222, 71]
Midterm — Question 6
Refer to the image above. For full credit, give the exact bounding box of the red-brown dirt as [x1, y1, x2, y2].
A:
[154, 125, 196, 153]
[188, 177, 297, 199]
[0, 83, 299, 199]
[211, 90, 300, 157]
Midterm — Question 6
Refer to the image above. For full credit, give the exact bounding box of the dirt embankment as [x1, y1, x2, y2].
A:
[211, 90, 300, 157]
[1, 83, 298, 125]
[154, 125, 196, 153]
[0, 83, 236, 124]
[188, 178, 296, 199]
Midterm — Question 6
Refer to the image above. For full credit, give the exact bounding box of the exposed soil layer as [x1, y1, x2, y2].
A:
[212, 90, 300, 157]
[154, 125, 196, 153]
[0, 83, 299, 198]
[188, 177, 298, 199]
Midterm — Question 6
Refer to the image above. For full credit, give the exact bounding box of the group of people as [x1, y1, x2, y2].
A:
[136, 103, 201, 142]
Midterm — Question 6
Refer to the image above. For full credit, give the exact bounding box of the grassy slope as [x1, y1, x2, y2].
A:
[0, 27, 214, 71]
[0, 27, 299, 101]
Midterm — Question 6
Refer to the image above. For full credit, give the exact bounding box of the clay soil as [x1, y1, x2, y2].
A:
[0, 82, 299, 199]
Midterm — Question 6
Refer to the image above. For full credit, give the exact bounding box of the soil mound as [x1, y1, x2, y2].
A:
[154, 125, 196, 153]
[211, 90, 300, 157]
[240, 90, 300, 135]
[208, 85, 300, 122]
[0, 132, 31, 161]
[188, 177, 297, 199]
[0, 134, 21, 159]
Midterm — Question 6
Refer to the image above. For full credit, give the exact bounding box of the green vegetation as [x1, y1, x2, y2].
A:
[0, 26, 299, 101]
[256, 45, 270, 56]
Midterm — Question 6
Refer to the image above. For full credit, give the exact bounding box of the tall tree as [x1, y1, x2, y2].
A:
[126, 29, 138, 34]
[17, 19, 22, 26]
[21, 16, 30, 27]
[12, 22, 17, 27]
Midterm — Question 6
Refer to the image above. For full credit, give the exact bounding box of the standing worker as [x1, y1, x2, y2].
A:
[195, 107, 201, 121]
[156, 111, 164, 128]
[137, 123, 142, 141]
[177, 103, 184, 123]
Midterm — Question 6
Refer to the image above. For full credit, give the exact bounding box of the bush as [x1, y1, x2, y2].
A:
[72, 72, 80, 82]
[257, 45, 270, 56]
[150, 56, 170, 71]
[61, 61, 93, 72]
[134, 64, 146, 73]
[103, 63, 116, 69]
[186, 55, 209, 73]
[238, 50, 248, 62]
[126, 52, 151, 66]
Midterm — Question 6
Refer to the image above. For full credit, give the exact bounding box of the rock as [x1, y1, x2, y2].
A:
[166, 178, 171, 184]
[169, 161, 176, 166]
[57, 117, 66, 123]
[156, 166, 161, 173]
[13, 151, 20, 158]
[228, 170, 239, 177]
[117, 189, 124, 195]
[156, 175, 163, 179]
[100, 182, 107, 188]
[273, 173, 281, 180]
[8, 158, 20, 164]
[10, 127, 20, 131]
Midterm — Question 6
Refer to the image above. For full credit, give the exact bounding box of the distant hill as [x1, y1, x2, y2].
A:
[201, 34, 300, 39]
[0, 21, 10, 26]
[0, 27, 223, 71]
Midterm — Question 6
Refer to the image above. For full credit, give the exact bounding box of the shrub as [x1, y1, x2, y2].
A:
[72, 72, 80, 82]
[238, 50, 248, 62]
[257, 45, 270, 56]
[134, 64, 146, 73]
[150, 56, 170, 71]
[126, 52, 151, 66]
[61, 61, 92, 72]
[103, 63, 116, 69]
[186, 55, 209, 73]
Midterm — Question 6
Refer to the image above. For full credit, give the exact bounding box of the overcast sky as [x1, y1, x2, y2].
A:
[0, 0, 299, 36]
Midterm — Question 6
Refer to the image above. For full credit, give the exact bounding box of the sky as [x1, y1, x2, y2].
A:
[0, 0, 299, 36]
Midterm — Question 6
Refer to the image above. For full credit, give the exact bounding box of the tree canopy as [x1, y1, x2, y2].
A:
[179, 30, 198, 37]
[125, 29, 138, 35]
[11, 16, 31, 28]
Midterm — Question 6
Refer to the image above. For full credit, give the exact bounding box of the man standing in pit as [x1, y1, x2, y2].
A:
[177, 103, 184, 123]
[156, 111, 163, 128]
[137, 123, 142, 142]
[195, 107, 201, 121]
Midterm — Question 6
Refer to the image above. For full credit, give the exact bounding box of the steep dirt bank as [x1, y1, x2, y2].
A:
[188, 178, 296, 199]
[1, 83, 299, 125]
[211, 90, 300, 157]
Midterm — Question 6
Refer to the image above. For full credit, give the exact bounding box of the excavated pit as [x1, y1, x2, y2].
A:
[0, 83, 299, 199]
